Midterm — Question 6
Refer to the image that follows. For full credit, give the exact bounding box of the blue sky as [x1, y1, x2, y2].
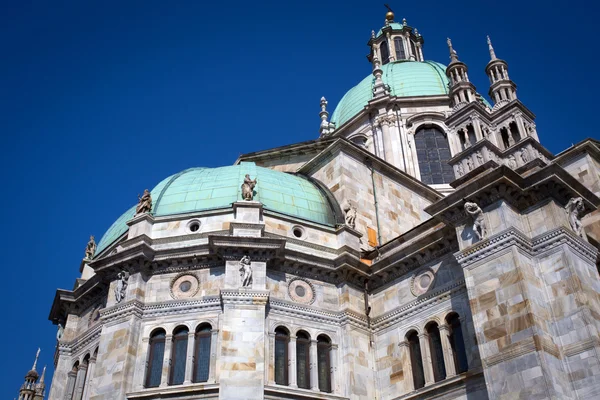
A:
[1, 0, 598, 395]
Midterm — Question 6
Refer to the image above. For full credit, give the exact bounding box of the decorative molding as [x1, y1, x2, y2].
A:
[287, 277, 316, 305]
[372, 280, 467, 331]
[220, 289, 269, 305]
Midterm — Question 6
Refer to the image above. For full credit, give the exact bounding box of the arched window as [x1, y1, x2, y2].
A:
[410, 41, 417, 60]
[500, 127, 511, 149]
[426, 323, 446, 382]
[509, 122, 520, 144]
[274, 327, 289, 386]
[193, 324, 212, 383]
[296, 331, 311, 389]
[317, 335, 332, 392]
[447, 314, 468, 373]
[466, 124, 477, 146]
[414, 126, 454, 184]
[407, 331, 425, 390]
[381, 41, 390, 65]
[66, 361, 79, 399]
[145, 329, 166, 388]
[394, 37, 406, 60]
[169, 326, 189, 385]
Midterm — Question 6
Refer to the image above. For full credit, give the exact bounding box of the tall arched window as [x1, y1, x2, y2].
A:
[296, 331, 311, 389]
[274, 327, 289, 386]
[426, 323, 446, 382]
[317, 335, 332, 392]
[193, 324, 212, 383]
[509, 122, 521, 144]
[394, 37, 406, 60]
[407, 331, 425, 390]
[447, 314, 468, 373]
[169, 326, 189, 385]
[146, 329, 166, 388]
[381, 41, 390, 65]
[414, 126, 454, 184]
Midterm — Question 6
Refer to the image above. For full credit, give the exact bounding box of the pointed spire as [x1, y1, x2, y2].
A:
[447, 38, 459, 63]
[487, 35, 497, 60]
[39, 366, 46, 384]
[32, 348, 40, 371]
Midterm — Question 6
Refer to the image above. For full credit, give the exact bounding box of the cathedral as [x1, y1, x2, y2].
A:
[19, 7, 600, 400]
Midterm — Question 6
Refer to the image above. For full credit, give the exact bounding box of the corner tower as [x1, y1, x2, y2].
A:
[17, 348, 46, 400]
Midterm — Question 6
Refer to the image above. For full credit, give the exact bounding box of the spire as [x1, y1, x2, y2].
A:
[319, 97, 335, 136]
[447, 38, 459, 63]
[487, 35, 497, 60]
[39, 366, 46, 384]
[32, 348, 40, 371]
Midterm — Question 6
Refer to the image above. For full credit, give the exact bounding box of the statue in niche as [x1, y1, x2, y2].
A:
[464, 201, 487, 240]
[114, 270, 129, 303]
[56, 323, 64, 341]
[135, 189, 152, 216]
[342, 200, 357, 229]
[84, 235, 96, 260]
[241, 174, 257, 201]
[507, 154, 518, 169]
[239, 255, 252, 288]
[466, 157, 474, 171]
[476, 151, 484, 166]
[520, 147, 530, 163]
[565, 197, 585, 238]
[456, 163, 464, 176]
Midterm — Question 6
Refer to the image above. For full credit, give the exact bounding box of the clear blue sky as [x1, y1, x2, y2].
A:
[1, 0, 598, 395]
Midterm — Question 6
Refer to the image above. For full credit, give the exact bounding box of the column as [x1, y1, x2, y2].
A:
[398, 341, 413, 393]
[184, 332, 195, 384]
[387, 33, 395, 62]
[64, 371, 77, 400]
[515, 114, 527, 139]
[134, 337, 150, 390]
[379, 118, 394, 165]
[438, 325, 456, 377]
[81, 356, 96, 400]
[472, 118, 483, 141]
[310, 340, 319, 391]
[160, 334, 173, 387]
[209, 329, 218, 382]
[330, 344, 338, 394]
[289, 336, 298, 388]
[417, 44, 424, 61]
[418, 333, 434, 386]
[267, 332, 275, 385]
[72, 363, 88, 400]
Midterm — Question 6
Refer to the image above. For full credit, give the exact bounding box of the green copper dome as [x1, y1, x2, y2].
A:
[96, 163, 337, 255]
[330, 61, 450, 127]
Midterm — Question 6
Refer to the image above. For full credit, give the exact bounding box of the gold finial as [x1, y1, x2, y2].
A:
[384, 4, 394, 21]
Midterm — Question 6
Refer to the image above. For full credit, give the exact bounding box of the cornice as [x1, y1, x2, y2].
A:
[57, 323, 102, 356]
[220, 289, 269, 305]
[455, 227, 598, 269]
[371, 280, 467, 332]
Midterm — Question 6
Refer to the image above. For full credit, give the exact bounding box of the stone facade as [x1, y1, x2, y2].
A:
[35, 9, 600, 400]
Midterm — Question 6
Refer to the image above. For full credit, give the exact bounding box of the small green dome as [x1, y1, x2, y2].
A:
[96, 163, 337, 255]
[330, 61, 450, 127]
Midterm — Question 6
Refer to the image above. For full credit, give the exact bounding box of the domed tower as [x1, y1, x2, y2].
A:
[324, 9, 494, 194]
[18, 348, 46, 400]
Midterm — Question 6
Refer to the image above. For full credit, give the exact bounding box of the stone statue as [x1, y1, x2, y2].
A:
[520, 148, 529, 163]
[84, 235, 96, 260]
[476, 151, 484, 166]
[466, 157, 474, 171]
[565, 197, 585, 238]
[114, 271, 129, 303]
[507, 154, 517, 169]
[464, 201, 487, 240]
[56, 323, 64, 341]
[135, 189, 152, 216]
[342, 200, 357, 229]
[456, 163, 464, 176]
[241, 174, 257, 201]
[239, 255, 252, 288]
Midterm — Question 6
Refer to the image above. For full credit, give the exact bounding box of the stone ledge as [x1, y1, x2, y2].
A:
[391, 368, 484, 400]
[220, 289, 269, 305]
[126, 382, 219, 399]
[264, 385, 348, 399]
